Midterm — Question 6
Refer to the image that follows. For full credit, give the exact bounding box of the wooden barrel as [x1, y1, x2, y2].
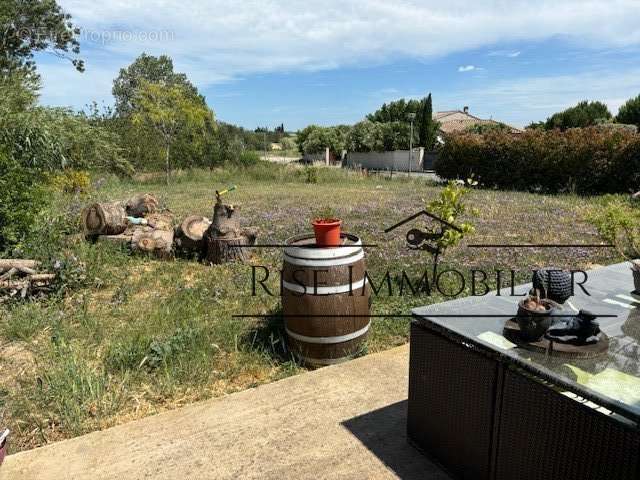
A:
[282, 233, 370, 366]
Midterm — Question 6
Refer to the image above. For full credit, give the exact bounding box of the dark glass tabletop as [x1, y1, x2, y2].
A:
[412, 262, 640, 423]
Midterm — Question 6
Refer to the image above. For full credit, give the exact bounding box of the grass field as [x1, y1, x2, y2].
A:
[0, 163, 621, 452]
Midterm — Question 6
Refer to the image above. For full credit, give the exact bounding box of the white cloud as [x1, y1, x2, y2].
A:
[458, 65, 476, 72]
[488, 50, 521, 57]
[39, 0, 640, 108]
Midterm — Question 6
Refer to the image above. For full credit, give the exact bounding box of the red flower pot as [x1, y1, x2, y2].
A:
[312, 219, 342, 247]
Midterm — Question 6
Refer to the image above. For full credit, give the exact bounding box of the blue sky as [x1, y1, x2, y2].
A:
[37, 1, 640, 130]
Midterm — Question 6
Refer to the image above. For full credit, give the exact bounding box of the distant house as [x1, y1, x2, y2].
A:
[434, 106, 522, 135]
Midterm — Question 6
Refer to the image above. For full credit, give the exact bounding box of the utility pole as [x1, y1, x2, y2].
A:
[263, 130, 267, 161]
[407, 112, 416, 177]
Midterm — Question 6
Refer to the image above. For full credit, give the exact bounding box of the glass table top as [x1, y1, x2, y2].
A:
[412, 262, 640, 423]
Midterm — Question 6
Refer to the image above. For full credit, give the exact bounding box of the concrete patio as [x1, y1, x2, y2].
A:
[0, 345, 450, 480]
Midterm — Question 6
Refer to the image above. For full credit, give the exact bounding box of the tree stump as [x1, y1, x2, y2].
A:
[204, 203, 257, 264]
[82, 203, 127, 236]
[175, 215, 212, 253]
[125, 193, 159, 217]
[131, 226, 174, 259]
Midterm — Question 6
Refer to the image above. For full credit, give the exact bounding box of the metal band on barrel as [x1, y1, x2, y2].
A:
[283, 250, 364, 267]
[285, 322, 370, 344]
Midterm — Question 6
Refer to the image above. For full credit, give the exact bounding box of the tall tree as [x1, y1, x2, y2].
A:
[616, 94, 640, 128]
[112, 54, 201, 117]
[131, 81, 214, 184]
[418, 93, 438, 149]
[0, 0, 83, 76]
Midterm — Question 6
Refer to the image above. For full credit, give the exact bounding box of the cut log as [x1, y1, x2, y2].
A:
[203, 203, 258, 264]
[125, 194, 159, 217]
[0, 268, 17, 281]
[175, 215, 212, 252]
[29, 273, 56, 283]
[82, 203, 127, 236]
[0, 260, 40, 273]
[145, 212, 174, 232]
[97, 233, 133, 246]
[131, 227, 174, 259]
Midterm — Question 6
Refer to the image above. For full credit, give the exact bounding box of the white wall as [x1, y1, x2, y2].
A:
[343, 148, 424, 171]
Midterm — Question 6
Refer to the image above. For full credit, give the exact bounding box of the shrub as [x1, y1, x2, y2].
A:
[589, 198, 640, 260]
[435, 128, 640, 194]
[50, 170, 91, 194]
[304, 165, 318, 184]
[0, 151, 46, 252]
[237, 151, 260, 167]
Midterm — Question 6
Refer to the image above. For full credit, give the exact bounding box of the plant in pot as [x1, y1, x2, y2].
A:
[589, 198, 640, 293]
[312, 206, 342, 247]
[517, 290, 559, 342]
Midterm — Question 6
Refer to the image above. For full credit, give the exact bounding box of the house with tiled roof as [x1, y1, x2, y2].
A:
[434, 106, 522, 135]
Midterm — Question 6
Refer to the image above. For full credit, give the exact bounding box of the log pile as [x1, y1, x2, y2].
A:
[82, 191, 258, 264]
[0, 260, 55, 299]
[82, 193, 177, 258]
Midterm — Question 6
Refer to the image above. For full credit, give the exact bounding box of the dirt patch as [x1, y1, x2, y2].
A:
[0, 342, 35, 392]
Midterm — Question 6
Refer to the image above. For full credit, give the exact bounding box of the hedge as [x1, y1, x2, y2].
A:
[434, 128, 640, 194]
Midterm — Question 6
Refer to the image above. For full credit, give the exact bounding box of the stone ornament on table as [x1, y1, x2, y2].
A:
[545, 309, 601, 346]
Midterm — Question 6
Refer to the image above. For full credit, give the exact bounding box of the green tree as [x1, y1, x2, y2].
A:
[131, 81, 214, 184]
[111, 54, 215, 171]
[296, 125, 349, 157]
[417, 93, 439, 149]
[0, 0, 83, 75]
[347, 120, 384, 152]
[543, 101, 612, 130]
[367, 98, 423, 123]
[616, 94, 640, 128]
[112, 54, 201, 117]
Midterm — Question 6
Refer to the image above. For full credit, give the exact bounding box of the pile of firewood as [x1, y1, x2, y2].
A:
[0, 260, 56, 299]
[82, 193, 177, 258]
[81, 193, 258, 263]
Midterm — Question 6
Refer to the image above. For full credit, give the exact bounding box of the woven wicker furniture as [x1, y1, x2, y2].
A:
[409, 262, 640, 480]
